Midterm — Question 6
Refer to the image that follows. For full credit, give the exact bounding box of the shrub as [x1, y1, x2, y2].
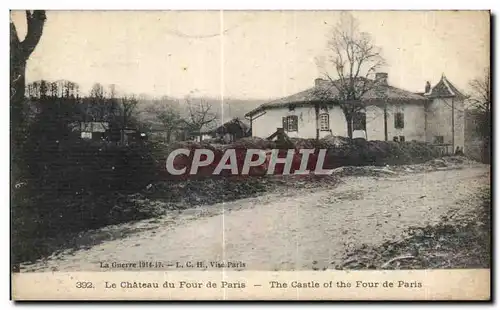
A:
[153, 137, 444, 178]
[11, 140, 160, 265]
[11, 135, 444, 266]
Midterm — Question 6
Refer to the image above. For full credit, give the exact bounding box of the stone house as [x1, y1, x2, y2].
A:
[244, 73, 466, 152]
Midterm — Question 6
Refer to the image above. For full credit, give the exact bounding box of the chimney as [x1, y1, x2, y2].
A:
[375, 72, 388, 85]
[425, 81, 431, 94]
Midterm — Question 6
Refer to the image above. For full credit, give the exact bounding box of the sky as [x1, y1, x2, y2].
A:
[11, 10, 490, 100]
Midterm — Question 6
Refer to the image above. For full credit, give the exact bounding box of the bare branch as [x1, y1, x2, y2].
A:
[10, 21, 20, 49]
[316, 13, 386, 138]
[184, 97, 217, 134]
[467, 67, 490, 113]
[21, 10, 46, 59]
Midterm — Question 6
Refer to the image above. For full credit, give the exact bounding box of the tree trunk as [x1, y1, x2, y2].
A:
[166, 130, 172, 143]
[10, 11, 46, 137]
[10, 10, 46, 273]
[314, 103, 320, 140]
[11, 32, 27, 151]
[10, 60, 27, 149]
[345, 114, 353, 139]
[383, 104, 388, 141]
[121, 104, 127, 145]
[10, 11, 46, 180]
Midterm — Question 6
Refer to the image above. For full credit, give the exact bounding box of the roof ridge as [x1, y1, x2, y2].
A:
[441, 75, 456, 96]
[426, 74, 465, 98]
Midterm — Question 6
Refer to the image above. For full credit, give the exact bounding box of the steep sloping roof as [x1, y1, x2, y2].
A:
[246, 88, 319, 115]
[80, 122, 109, 132]
[425, 75, 466, 99]
[245, 77, 427, 117]
[200, 118, 250, 135]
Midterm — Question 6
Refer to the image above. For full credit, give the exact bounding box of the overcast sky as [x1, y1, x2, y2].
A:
[11, 10, 489, 100]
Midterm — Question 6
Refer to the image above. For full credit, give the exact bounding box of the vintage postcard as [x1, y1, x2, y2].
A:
[10, 10, 491, 300]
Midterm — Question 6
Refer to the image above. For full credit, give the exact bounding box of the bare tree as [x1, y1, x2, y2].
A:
[108, 84, 117, 101]
[25, 81, 39, 99]
[467, 68, 491, 163]
[10, 10, 46, 112]
[118, 95, 139, 144]
[10, 10, 46, 184]
[184, 98, 217, 138]
[105, 84, 119, 122]
[316, 13, 385, 138]
[90, 83, 105, 102]
[146, 101, 183, 143]
[87, 83, 107, 122]
[49, 81, 58, 97]
[120, 95, 138, 127]
[39, 80, 49, 99]
[468, 68, 490, 114]
[62, 80, 79, 98]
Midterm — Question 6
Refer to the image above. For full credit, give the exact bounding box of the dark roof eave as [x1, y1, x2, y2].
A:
[246, 97, 428, 116]
[367, 97, 429, 102]
[245, 99, 335, 117]
[426, 94, 467, 100]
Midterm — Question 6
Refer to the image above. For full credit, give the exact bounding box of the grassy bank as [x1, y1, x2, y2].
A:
[336, 188, 491, 270]
[12, 136, 447, 267]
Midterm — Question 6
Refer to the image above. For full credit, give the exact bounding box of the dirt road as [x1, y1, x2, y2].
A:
[22, 165, 489, 272]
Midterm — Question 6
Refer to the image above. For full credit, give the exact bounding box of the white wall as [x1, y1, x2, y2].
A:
[325, 105, 348, 138]
[354, 103, 426, 142]
[454, 99, 465, 150]
[251, 105, 347, 139]
[251, 102, 428, 142]
[426, 98, 465, 149]
[200, 134, 212, 141]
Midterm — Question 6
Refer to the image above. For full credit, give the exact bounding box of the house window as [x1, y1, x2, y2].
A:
[434, 136, 444, 144]
[352, 112, 366, 131]
[81, 132, 92, 139]
[399, 136, 405, 142]
[282, 115, 298, 132]
[393, 136, 399, 142]
[319, 113, 330, 131]
[394, 112, 404, 129]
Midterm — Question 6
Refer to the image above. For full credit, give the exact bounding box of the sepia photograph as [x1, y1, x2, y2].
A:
[10, 9, 491, 300]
